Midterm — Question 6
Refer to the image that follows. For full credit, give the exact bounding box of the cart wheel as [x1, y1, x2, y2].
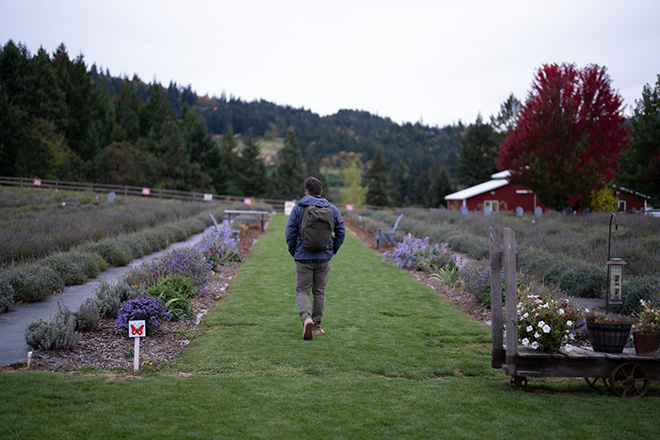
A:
[510, 376, 527, 390]
[609, 363, 650, 398]
[584, 377, 610, 391]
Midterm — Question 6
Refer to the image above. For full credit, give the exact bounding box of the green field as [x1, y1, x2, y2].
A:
[1, 214, 659, 439]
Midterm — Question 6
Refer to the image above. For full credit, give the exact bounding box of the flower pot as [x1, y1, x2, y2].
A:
[586, 321, 632, 353]
[633, 332, 660, 356]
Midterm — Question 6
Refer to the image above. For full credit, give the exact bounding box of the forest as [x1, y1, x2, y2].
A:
[1, 40, 658, 208]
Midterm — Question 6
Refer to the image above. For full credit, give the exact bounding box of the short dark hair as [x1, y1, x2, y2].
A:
[304, 176, 323, 196]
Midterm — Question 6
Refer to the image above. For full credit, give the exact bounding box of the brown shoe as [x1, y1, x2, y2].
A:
[312, 329, 325, 335]
[303, 318, 314, 340]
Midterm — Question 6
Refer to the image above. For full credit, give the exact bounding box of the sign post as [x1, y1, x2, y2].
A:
[128, 320, 146, 371]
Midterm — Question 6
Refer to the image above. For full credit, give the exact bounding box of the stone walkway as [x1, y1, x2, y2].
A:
[0, 229, 210, 367]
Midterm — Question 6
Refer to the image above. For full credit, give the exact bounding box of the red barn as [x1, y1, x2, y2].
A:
[445, 171, 545, 213]
[613, 185, 650, 214]
[445, 172, 652, 214]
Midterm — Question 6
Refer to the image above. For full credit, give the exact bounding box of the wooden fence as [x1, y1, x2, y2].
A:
[0, 176, 288, 212]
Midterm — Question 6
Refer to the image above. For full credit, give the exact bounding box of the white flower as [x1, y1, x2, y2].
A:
[542, 303, 550, 309]
[566, 320, 573, 327]
[538, 320, 546, 328]
[522, 338, 530, 347]
[526, 325, 533, 332]
[542, 324, 551, 333]
[531, 341, 539, 349]
[523, 312, 529, 319]
[534, 332, 540, 339]
[558, 309, 565, 315]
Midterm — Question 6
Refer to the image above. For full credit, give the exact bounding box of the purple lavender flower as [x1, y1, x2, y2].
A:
[382, 236, 448, 271]
[115, 293, 172, 335]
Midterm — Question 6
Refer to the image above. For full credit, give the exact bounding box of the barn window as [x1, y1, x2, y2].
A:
[617, 200, 626, 212]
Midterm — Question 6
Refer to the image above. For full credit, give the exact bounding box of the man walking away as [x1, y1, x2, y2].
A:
[285, 176, 345, 340]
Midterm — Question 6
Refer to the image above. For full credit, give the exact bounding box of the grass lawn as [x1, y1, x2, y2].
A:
[1, 215, 659, 439]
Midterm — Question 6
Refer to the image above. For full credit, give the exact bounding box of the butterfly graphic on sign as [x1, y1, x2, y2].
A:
[128, 320, 146, 338]
[131, 323, 144, 336]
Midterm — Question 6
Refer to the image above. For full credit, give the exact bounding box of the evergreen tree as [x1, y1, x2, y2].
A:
[277, 129, 306, 199]
[215, 127, 240, 195]
[237, 129, 268, 197]
[0, 40, 31, 176]
[155, 117, 211, 191]
[457, 114, 499, 187]
[115, 80, 141, 142]
[365, 146, 390, 206]
[617, 74, 660, 205]
[490, 93, 521, 138]
[426, 163, 453, 208]
[91, 141, 152, 186]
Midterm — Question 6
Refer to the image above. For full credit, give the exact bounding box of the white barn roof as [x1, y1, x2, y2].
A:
[444, 171, 510, 201]
[445, 179, 509, 201]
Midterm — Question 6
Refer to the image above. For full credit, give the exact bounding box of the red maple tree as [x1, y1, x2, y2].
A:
[496, 63, 630, 211]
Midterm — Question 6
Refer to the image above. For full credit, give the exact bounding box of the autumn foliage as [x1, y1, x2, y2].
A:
[497, 63, 630, 211]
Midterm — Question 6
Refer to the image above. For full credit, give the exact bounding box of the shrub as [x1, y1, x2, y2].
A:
[460, 262, 493, 308]
[382, 236, 450, 271]
[76, 297, 101, 331]
[81, 239, 133, 267]
[610, 276, 660, 315]
[94, 279, 140, 318]
[116, 236, 145, 259]
[139, 247, 213, 290]
[115, 294, 172, 335]
[195, 222, 241, 269]
[0, 277, 14, 313]
[42, 253, 88, 286]
[559, 263, 607, 298]
[147, 274, 195, 321]
[2, 264, 64, 303]
[460, 261, 526, 308]
[70, 251, 108, 278]
[25, 302, 81, 350]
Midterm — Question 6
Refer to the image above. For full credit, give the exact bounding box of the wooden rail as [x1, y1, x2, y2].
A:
[0, 176, 287, 212]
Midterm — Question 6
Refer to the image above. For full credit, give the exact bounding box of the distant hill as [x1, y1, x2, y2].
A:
[91, 68, 465, 205]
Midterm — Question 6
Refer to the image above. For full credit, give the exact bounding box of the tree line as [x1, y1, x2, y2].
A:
[1, 40, 658, 209]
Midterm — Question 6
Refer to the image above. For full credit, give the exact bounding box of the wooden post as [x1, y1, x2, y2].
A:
[503, 227, 518, 372]
[489, 227, 504, 368]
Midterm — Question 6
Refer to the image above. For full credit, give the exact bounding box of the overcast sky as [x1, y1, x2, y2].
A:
[2, 0, 659, 128]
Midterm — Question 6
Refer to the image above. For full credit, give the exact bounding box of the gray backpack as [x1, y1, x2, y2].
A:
[301, 205, 334, 251]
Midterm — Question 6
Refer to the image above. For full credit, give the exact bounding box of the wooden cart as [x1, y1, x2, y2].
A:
[489, 227, 660, 398]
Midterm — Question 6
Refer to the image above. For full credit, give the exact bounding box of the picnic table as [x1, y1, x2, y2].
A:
[224, 210, 271, 231]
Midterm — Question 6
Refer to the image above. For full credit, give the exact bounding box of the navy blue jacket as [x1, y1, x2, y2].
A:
[285, 195, 345, 261]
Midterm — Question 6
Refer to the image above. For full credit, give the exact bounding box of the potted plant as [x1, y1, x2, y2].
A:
[517, 293, 584, 352]
[584, 310, 634, 353]
[632, 300, 660, 356]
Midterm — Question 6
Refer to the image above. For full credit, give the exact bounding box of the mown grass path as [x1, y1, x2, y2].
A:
[1, 215, 659, 440]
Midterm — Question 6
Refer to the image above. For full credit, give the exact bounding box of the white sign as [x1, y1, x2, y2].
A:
[204, 193, 213, 202]
[142, 188, 151, 196]
[129, 320, 146, 371]
[243, 197, 252, 205]
[129, 320, 146, 338]
[346, 204, 354, 211]
[33, 179, 42, 186]
[284, 201, 296, 215]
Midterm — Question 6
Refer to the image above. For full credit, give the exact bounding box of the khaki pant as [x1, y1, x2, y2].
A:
[295, 261, 332, 330]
